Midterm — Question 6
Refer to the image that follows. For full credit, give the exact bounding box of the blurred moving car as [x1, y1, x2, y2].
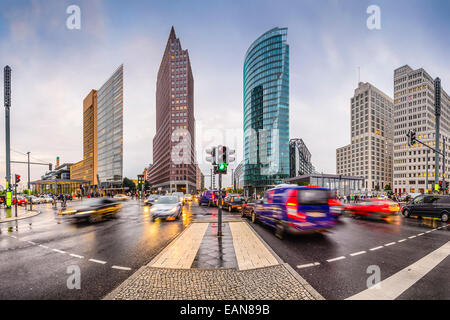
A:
[144, 194, 159, 206]
[223, 195, 244, 212]
[183, 194, 193, 203]
[199, 190, 219, 206]
[172, 192, 184, 203]
[113, 194, 130, 201]
[402, 194, 450, 222]
[150, 196, 182, 221]
[58, 198, 122, 223]
[344, 198, 400, 219]
[243, 186, 337, 239]
[328, 198, 343, 220]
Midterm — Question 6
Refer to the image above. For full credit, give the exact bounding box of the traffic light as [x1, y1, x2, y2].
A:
[217, 162, 228, 174]
[206, 147, 217, 165]
[15, 174, 21, 184]
[227, 148, 236, 164]
[407, 130, 416, 146]
[217, 145, 227, 165]
[439, 181, 443, 191]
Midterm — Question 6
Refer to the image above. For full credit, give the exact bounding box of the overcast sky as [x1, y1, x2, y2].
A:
[0, 0, 449, 189]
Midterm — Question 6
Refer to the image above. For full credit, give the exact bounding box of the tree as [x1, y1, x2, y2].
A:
[384, 184, 392, 191]
[123, 177, 136, 192]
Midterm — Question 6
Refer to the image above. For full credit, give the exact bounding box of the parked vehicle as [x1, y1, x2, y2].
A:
[402, 195, 450, 222]
[222, 195, 245, 212]
[150, 196, 182, 221]
[242, 186, 337, 239]
[28, 195, 41, 204]
[39, 195, 53, 203]
[12, 196, 28, 206]
[344, 199, 400, 219]
[58, 198, 122, 223]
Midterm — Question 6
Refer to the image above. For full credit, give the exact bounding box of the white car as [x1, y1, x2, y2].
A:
[28, 196, 41, 204]
[113, 194, 130, 201]
[171, 192, 184, 203]
[40, 195, 53, 203]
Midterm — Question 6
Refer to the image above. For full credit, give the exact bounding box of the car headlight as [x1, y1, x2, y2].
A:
[170, 207, 178, 213]
[150, 207, 157, 213]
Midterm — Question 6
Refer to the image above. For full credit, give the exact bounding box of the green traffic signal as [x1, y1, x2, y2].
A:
[218, 162, 227, 173]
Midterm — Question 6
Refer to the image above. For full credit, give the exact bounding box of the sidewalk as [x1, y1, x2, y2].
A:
[104, 220, 324, 300]
[0, 206, 40, 223]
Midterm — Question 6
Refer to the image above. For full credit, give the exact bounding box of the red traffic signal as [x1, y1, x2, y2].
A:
[15, 174, 21, 183]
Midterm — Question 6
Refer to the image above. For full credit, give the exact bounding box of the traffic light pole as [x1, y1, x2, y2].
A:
[27, 152, 32, 211]
[4, 66, 12, 209]
[217, 172, 222, 237]
[14, 181, 17, 217]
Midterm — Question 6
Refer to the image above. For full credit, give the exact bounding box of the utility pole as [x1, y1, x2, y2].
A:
[4, 66, 12, 209]
[426, 150, 429, 193]
[434, 78, 441, 192]
[27, 152, 32, 210]
[218, 172, 222, 237]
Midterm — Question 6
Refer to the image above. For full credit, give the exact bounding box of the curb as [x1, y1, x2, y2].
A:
[0, 210, 41, 224]
[244, 219, 325, 300]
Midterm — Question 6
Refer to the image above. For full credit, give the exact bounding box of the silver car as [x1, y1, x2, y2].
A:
[150, 196, 182, 221]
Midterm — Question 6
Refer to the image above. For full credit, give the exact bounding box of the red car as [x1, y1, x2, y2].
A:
[12, 196, 28, 206]
[344, 199, 400, 219]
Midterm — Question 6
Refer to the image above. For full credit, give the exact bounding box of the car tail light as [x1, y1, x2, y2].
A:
[328, 199, 341, 206]
[286, 190, 306, 221]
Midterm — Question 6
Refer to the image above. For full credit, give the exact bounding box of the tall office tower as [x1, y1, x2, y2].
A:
[97, 65, 124, 188]
[243, 27, 290, 195]
[71, 90, 98, 187]
[148, 27, 196, 193]
[336, 82, 394, 193]
[393, 65, 450, 194]
[289, 138, 315, 178]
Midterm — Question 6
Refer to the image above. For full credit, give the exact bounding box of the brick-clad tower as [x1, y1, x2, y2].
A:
[149, 27, 196, 193]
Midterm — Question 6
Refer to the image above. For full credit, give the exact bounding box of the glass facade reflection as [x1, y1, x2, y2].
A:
[97, 65, 123, 187]
[243, 27, 290, 191]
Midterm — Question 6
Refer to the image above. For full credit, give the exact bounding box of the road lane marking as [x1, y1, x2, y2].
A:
[70, 254, 84, 259]
[112, 266, 132, 271]
[370, 246, 383, 251]
[408, 235, 416, 239]
[350, 251, 366, 256]
[89, 259, 107, 265]
[425, 231, 431, 233]
[327, 256, 346, 262]
[38, 244, 49, 249]
[10, 236, 17, 239]
[347, 241, 450, 300]
[27, 241, 36, 245]
[297, 262, 320, 269]
[52, 249, 66, 254]
[417, 233, 424, 236]
[384, 242, 396, 247]
[398, 239, 407, 243]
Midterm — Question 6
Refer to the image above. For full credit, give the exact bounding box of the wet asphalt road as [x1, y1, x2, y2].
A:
[0, 199, 218, 300]
[1, 200, 448, 300]
[247, 213, 449, 300]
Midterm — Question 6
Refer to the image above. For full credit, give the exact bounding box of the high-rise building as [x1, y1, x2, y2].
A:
[97, 65, 124, 188]
[71, 90, 98, 187]
[195, 165, 204, 192]
[289, 139, 315, 178]
[233, 161, 243, 190]
[243, 27, 290, 194]
[148, 27, 196, 193]
[336, 82, 394, 192]
[393, 65, 450, 194]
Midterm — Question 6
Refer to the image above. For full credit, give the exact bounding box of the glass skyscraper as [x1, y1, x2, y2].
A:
[243, 27, 290, 193]
[97, 65, 123, 188]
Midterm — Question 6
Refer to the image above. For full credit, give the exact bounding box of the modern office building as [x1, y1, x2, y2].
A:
[289, 138, 315, 178]
[243, 27, 290, 195]
[285, 173, 364, 196]
[393, 65, 450, 194]
[97, 65, 124, 189]
[71, 90, 99, 188]
[336, 82, 394, 193]
[148, 27, 196, 193]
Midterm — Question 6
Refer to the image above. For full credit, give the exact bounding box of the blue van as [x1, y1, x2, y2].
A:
[199, 190, 220, 207]
[252, 185, 337, 239]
